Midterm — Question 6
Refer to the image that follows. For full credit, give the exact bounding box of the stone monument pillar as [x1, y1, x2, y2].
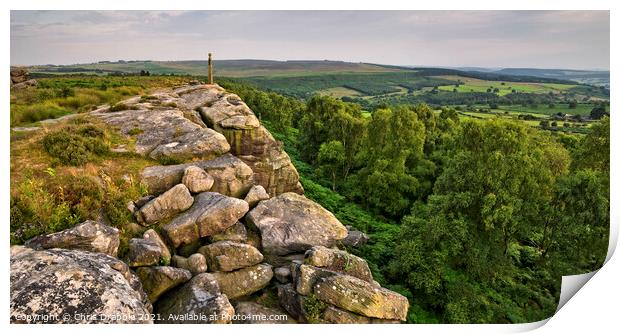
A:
[208, 53, 213, 84]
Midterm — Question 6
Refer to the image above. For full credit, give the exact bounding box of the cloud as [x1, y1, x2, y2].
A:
[10, 10, 609, 69]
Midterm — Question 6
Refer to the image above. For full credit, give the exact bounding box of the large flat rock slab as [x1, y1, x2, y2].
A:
[92, 106, 229, 161]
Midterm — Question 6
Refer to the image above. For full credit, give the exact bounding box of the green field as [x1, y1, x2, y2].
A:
[318, 86, 364, 98]
[436, 75, 577, 96]
[497, 103, 597, 116]
[457, 108, 594, 134]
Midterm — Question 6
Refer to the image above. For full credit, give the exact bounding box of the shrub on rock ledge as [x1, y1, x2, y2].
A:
[42, 122, 110, 166]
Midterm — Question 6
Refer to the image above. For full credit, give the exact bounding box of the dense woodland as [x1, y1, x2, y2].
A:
[219, 79, 610, 323]
[9, 75, 609, 323]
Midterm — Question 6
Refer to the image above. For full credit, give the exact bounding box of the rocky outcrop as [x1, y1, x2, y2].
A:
[93, 84, 302, 196]
[24, 220, 119, 257]
[10, 67, 28, 84]
[246, 192, 348, 255]
[92, 100, 229, 161]
[192, 85, 303, 196]
[154, 273, 234, 324]
[11, 67, 37, 89]
[280, 244, 409, 323]
[12, 82, 411, 324]
[10, 246, 151, 324]
[199, 241, 263, 272]
[212, 263, 273, 300]
[136, 184, 194, 226]
[140, 154, 254, 197]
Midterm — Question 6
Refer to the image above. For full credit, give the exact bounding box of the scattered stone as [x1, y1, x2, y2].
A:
[140, 153, 254, 197]
[24, 220, 120, 257]
[233, 302, 295, 324]
[136, 184, 194, 226]
[209, 221, 247, 243]
[128, 238, 162, 267]
[154, 273, 234, 324]
[313, 275, 409, 321]
[244, 184, 270, 208]
[199, 241, 263, 272]
[246, 192, 348, 255]
[136, 266, 192, 303]
[143, 229, 171, 264]
[274, 266, 292, 283]
[304, 246, 373, 283]
[163, 192, 249, 248]
[212, 263, 273, 300]
[10, 246, 151, 324]
[182, 166, 214, 193]
[172, 253, 208, 275]
[342, 225, 369, 247]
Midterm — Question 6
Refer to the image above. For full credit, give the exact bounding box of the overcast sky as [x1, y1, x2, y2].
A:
[10, 10, 610, 70]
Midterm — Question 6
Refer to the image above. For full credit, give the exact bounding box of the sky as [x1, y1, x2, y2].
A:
[10, 10, 610, 70]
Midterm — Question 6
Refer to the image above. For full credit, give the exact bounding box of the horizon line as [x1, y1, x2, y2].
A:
[11, 58, 610, 72]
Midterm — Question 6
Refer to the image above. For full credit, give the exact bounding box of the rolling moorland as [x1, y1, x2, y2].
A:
[10, 60, 610, 323]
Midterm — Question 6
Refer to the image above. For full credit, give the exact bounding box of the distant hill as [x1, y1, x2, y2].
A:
[28, 60, 403, 78]
[492, 68, 609, 88]
[29, 60, 595, 85]
[26, 59, 608, 101]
